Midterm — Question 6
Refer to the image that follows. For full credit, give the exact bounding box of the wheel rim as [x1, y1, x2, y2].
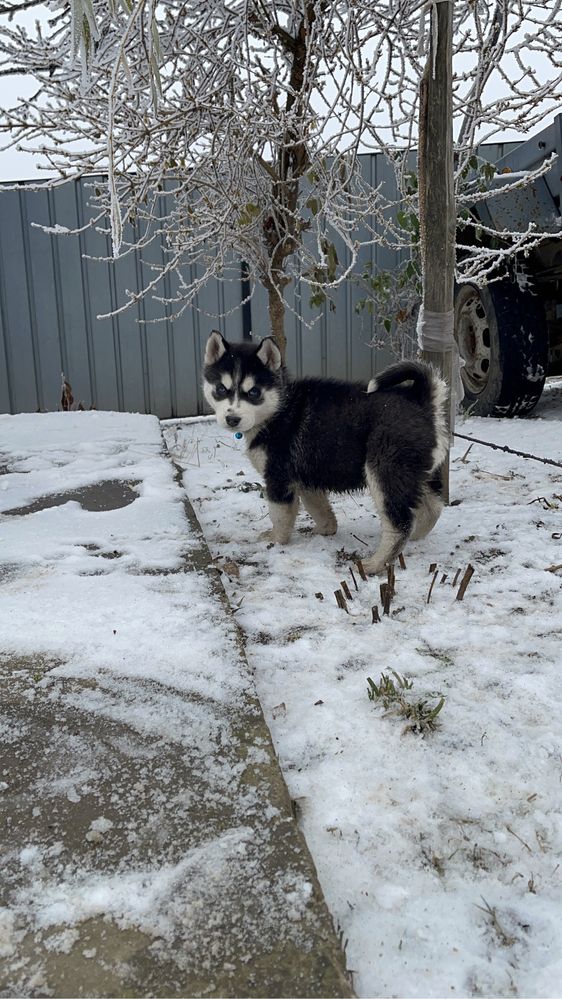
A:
[456, 289, 492, 395]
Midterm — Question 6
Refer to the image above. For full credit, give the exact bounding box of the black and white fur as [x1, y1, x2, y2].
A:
[203, 330, 448, 574]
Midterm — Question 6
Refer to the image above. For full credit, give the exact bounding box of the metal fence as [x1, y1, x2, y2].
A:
[0, 145, 512, 418]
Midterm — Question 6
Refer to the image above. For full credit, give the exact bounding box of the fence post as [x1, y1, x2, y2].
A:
[418, 0, 455, 504]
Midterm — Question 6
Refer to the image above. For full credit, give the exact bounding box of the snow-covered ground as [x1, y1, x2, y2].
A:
[1, 412, 348, 997]
[165, 379, 562, 999]
[0, 412, 244, 695]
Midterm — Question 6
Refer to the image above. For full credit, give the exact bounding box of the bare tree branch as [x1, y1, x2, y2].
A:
[0, 0, 46, 14]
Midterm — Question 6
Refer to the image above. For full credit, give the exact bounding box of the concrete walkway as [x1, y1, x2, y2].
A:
[0, 412, 351, 998]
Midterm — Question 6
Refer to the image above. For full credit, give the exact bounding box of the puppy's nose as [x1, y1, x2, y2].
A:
[226, 414, 241, 428]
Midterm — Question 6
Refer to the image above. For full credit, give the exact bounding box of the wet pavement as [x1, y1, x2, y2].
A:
[0, 412, 351, 998]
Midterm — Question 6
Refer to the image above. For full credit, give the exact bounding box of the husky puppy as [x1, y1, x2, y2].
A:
[203, 330, 448, 574]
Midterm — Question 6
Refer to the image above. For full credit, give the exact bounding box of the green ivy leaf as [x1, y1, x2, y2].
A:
[310, 290, 326, 309]
[238, 203, 261, 226]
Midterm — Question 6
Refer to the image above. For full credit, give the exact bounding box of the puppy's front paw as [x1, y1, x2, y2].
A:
[258, 528, 292, 545]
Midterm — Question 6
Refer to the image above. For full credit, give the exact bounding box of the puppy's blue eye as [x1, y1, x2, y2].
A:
[247, 387, 261, 400]
[215, 383, 228, 398]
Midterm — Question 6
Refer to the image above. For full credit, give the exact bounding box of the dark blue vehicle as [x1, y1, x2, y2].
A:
[455, 113, 562, 416]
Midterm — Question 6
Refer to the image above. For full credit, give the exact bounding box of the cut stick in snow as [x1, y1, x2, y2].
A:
[341, 580, 353, 601]
[452, 568, 461, 587]
[383, 583, 392, 617]
[371, 605, 380, 624]
[545, 563, 562, 574]
[429, 562, 437, 574]
[315, 592, 324, 600]
[386, 563, 396, 598]
[349, 567, 359, 591]
[427, 569, 439, 604]
[334, 589, 349, 613]
[398, 553, 407, 570]
[356, 560, 368, 582]
[456, 564, 475, 601]
[440, 573, 448, 584]
[380, 583, 392, 616]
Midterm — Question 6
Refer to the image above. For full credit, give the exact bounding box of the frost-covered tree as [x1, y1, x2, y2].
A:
[1, 0, 561, 360]
[0, 0, 410, 356]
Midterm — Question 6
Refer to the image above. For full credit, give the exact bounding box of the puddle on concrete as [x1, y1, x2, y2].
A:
[82, 545, 123, 559]
[3, 480, 140, 516]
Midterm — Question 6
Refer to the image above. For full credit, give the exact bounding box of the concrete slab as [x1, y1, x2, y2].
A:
[0, 413, 351, 998]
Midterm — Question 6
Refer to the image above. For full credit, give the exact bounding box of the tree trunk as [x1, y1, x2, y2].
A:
[418, 0, 455, 504]
[266, 282, 287, 360]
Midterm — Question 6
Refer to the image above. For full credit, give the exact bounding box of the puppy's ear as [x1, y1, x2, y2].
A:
[256, 337, 282, 372]
[205, 330, 227, 365]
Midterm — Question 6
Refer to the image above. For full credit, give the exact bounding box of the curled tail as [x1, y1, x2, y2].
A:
[367, 361, 436, 403]
[368, 360, 449, 473]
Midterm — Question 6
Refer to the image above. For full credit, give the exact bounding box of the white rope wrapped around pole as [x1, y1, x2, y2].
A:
[417, 307, 464, 424]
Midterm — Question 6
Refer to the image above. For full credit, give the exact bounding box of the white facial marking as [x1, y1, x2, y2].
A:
[221, 373, 233, 390]
[204, 376, 281, 433]
[241, 375, 255, 392]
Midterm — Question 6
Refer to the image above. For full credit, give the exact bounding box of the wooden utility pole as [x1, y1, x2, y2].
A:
[418, 0, 455, 503]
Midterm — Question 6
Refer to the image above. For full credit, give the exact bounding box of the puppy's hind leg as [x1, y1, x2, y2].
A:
[362, 467, 413, 576]
[411, 471, 445, 541]
[411, 491, 443, 540]
[299, 489, 337, 536]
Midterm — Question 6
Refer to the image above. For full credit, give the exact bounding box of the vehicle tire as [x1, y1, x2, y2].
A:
[454, 279, 549, 417]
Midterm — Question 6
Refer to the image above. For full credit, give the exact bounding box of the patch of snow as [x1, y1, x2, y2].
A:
[85, 817, 114, 843]
[43, 928, 80, 954]
[29, 827, 254, 938]
[0, 909, 17, 958]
